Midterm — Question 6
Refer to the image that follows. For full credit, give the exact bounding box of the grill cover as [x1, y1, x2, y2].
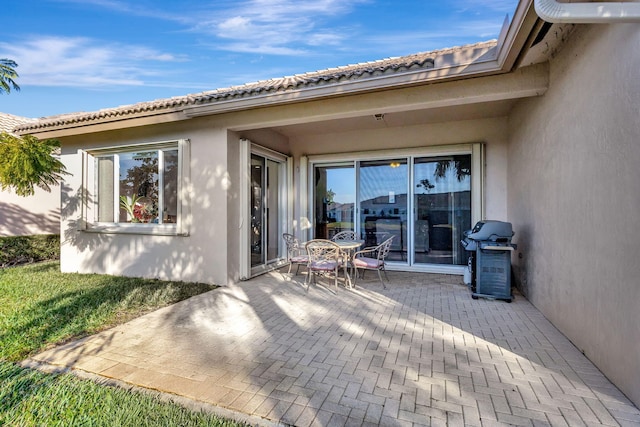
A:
[464, 220, 513, 242]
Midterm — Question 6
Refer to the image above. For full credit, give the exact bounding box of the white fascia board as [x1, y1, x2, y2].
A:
[182, 59, 505, 119]
[219, 62, 549, 132]
[25, 111, 189, 139]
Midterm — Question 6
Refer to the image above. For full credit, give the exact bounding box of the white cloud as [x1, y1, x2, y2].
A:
[454, 0, 517, 13]
[218, 16, 253, 34]
[55, 0, 192, 24]
[0, 36, 186, 87]
[50, 1, 508, 59]
[220, 43, 306, 56]
[57, 0, 365, 56]
[308, 32, 344, 47]
[193, 0, 366, 55]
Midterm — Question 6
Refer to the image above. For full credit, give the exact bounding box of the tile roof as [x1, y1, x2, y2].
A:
[0, 112, 36, 134]
[15, 40, 497, 133]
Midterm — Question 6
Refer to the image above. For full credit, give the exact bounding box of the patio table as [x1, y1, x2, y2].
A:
[334, 240, 364, 288]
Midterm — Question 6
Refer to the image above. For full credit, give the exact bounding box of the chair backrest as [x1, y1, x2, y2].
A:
[378, 236, 394, 261]
[331, 230, 357, 242]
[283, 233, 302, 256]
[305, 239, 341, 264]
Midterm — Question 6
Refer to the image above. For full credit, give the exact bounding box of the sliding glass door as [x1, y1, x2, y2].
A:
[311, 149, 476, 271]
[250, 154, 283, 269]
[413, 155, 471, 265]
[359, 159, 408, 262]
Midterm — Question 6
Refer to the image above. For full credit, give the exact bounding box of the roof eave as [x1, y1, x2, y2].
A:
[184, 0, 541, 119]
[21, 0, 540, 138]
[182, 57, 503, 118]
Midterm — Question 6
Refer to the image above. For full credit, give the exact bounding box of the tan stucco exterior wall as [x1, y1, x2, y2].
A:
[59, 120, 232, 285]
[0, 187, 60, 236]
[58, 111, 510, 285]
[508, 24, 640, 406]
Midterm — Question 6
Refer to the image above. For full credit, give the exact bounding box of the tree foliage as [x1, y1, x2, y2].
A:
[0, 59, 20, 94]
[0, 132, 68, 196]
[434, 156, 471, 182]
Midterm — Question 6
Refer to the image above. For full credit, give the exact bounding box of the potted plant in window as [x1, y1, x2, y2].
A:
[119, 195, 157, 223]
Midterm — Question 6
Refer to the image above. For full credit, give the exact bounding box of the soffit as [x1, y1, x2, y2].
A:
[269, 99, 517, 138]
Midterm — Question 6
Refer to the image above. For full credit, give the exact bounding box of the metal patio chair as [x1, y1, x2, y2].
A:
[282, 233, 308, 275]
[352, 236, 394, 288]
[331, 230, 357, 242]
[305, 239, 342, 291]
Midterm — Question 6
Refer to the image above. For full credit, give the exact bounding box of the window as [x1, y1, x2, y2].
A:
[82, 140, 189, 235]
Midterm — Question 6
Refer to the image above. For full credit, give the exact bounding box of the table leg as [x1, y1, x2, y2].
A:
[340, 249, 354, 289]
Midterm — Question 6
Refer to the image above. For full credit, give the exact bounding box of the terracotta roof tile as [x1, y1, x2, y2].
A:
[0, 112, 36, 134]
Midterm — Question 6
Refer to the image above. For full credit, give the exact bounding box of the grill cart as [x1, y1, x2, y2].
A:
[461, 221, 517, 302]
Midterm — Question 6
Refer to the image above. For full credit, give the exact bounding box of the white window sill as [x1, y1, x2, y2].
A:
[83, 223, 188, 236]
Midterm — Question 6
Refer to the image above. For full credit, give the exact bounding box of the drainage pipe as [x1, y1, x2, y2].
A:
[534, 0, 640, 23]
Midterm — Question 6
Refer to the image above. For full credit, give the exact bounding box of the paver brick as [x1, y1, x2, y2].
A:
[559, 407, 588, 426]
[27, 269, 640, 427]
[512, 405, 553, 423]
[358, 390, 387, 406]
[253, 396, 280, 418]
[321, 399, 352, 417]
[364, 402, 384, 424]
[462, 404, 482, 426]
[477, 399, 498, 421]
[496, 411, 535, 426]
[281, 402, 306, 425]
[244, 393, 272, 415]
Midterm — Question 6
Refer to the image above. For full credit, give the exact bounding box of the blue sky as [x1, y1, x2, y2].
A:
[1, 0, 517, 119]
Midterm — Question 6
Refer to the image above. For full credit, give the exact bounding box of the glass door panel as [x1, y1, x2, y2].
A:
[314, 165, 355, 239]
[250, 155, 264, 267]
[413, 155, 471, 265]
[266, 159, 280, 263]
[359, 159, 408, 263]
[251, 155, 283, 269]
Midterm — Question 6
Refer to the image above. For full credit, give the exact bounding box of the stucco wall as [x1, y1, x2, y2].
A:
[0, 187, 59, 236]
[55, 64, 528, 286]
[508, 24, 640, 406]
[59, 120, 232, 285]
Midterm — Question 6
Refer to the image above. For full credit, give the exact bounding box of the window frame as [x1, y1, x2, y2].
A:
[304, 143, 484, 275]
[80, 139, 190, 236]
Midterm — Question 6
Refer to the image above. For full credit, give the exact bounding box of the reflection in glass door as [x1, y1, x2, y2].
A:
[314, 165, 355, 239]
[251, 154, 281, 268]
[413, 155, 471, 265]
[359, 159, 408, 263]
[311, 150, 475, 270]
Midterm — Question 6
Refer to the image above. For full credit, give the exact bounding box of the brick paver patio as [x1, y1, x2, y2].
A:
[25, 270, 640, 426]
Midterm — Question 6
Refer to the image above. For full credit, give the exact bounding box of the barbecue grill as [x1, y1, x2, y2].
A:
[461, 220, 516, 302]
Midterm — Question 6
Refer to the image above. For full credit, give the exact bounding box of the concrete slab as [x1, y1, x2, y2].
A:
[25, 270, 640, 426]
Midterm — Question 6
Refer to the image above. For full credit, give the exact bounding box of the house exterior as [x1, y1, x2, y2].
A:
[0, 112, 60, 236]
[15, 0, 640, 408]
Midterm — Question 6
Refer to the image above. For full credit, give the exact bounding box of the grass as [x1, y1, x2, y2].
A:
[0, 362, 244, 426]
[0, 261, 247, 426]
[0, 261, 217, 361]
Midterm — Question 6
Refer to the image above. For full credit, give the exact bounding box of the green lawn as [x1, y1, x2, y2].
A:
[0, 261, 247, 426]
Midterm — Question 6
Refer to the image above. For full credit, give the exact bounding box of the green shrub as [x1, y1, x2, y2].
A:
[0, 234, 60, 267]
